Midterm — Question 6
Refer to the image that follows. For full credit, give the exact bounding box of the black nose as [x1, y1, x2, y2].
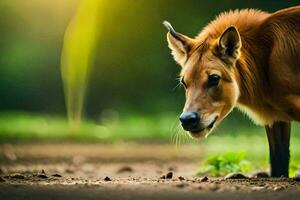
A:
[179, 112, 200, 131]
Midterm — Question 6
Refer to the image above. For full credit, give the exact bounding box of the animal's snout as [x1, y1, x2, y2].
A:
[179, 112, 200, 132]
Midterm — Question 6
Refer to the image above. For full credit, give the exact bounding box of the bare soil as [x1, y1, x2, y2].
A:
[0, 143, 300, 200]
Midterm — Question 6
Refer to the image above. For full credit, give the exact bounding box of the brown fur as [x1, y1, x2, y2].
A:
[166, 6, 300, 137]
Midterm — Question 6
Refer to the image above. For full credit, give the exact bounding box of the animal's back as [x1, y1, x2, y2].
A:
[197, 9, 269, 41]
[261, 6, 300, 94]
[256, 6, 300, 121]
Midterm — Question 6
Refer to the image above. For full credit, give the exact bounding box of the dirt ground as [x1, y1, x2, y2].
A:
[0, 143, 300, 200]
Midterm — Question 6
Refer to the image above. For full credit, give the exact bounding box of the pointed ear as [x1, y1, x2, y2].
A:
[218, 26, 241, 63]
[163, 21, 193, 66]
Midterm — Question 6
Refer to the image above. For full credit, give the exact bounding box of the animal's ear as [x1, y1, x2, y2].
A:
[163, 21, 194, 66]
[218, 26, 241, 63]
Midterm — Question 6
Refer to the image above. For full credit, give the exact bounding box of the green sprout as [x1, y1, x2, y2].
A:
[197, 151, 253, 176]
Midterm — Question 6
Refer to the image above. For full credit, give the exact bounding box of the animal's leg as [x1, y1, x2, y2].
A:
[265, 121, 291, 177]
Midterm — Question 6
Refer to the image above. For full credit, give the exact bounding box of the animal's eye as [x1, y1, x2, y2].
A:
[207, 74, 220, 87]
[180, 76, 187, 88]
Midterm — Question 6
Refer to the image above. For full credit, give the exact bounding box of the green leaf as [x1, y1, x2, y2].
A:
[197, 150, 253, 177]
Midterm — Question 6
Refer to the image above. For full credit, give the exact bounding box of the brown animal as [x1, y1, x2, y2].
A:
[164, 6, 300, 177]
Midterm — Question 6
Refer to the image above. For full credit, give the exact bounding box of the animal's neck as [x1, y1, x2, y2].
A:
[235, 35, 270, 109]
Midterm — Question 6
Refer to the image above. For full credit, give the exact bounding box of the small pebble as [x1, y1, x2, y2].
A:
[251, 172, 269, 178]
[251, 186, 265, 191]
[175, 183, 188, 188]
[10, 173, 25, 179]
[273, 186, 284, 191]
[117, 166, 133, 173]
[37, 174, 48, 179]
[65, 169, 74, 174]
[166, 172, 173, 179]
[224, 172, 248, 180]
[257, 183, 266, 187]
[200, 176, 209, 182]
[52, 174, 62, 178]
[0, 177, 5, 182]
[160, 175, 166, 179]
[104, 176, 111, 181]
[41, 169, 46, 174]
[178, 176, 185, 181]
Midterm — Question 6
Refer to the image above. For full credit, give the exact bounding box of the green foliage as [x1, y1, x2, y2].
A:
[289, 160, 299, 178]
[0, 112, 175, 142]
[197, 151, 252, 176]
[1, 0, 299, 113]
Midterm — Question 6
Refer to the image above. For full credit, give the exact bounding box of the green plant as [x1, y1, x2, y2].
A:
[289, 160, 299, 178]
[197, 151, 252, 176]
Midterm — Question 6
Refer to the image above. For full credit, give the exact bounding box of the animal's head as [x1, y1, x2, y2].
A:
[164, 21, 241, 138]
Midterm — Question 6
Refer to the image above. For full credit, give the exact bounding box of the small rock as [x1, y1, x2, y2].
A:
[117, 166, 133, 173]
[65, 168, 74, 174]
[104, 176, 111, 181]
[41, 169, 46, 174]
[166, 172, 173, 179]
[10, 173, 25, 179]
[52, 174, 62, 178]
[257, 183, 266, 187]
[273, 186, 284, 191]
[0, 177, 5, 182]
[251, 186, 265, 191]
[200, 176, 209, 182]
[224, 172, 248, 180]
[37, 174, 48, 179]
[251, 172, 269, 178]
[178, 176, 185, 181]
[175, 183, 188, 188]
[160, 175, 166, 179]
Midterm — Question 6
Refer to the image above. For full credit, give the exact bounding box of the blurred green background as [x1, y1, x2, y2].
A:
[0, 0, 299, 148]
[1, 0, 298, 114]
